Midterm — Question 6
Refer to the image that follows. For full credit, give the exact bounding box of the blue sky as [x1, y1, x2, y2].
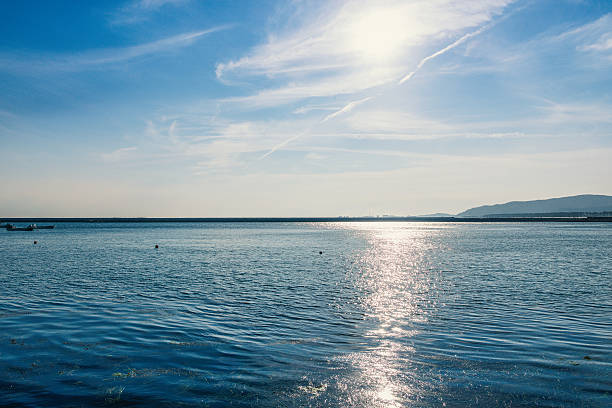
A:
[1, 0, 611, 217]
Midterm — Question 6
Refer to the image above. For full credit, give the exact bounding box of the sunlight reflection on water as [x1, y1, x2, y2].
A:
[334, 222, 445, 407]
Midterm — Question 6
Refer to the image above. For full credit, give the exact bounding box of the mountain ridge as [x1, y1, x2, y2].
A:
[458, 194, 612, 217]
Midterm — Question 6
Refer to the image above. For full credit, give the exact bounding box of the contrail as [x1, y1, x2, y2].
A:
[321, 97, 372, 122]
[399, 24, 491, 84]
[258, 129, 311, 160]
[397, 5, 526, 85]
[259, 97, 372, 159]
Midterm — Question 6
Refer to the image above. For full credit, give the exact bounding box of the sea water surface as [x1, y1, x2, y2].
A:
[0, 222, 611, 407]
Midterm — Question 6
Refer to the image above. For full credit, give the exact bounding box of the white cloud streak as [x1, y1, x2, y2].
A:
[552, 13, 612, 55]
[110, 0, 190, 25]
[577, 17, 612, 52]
[100, 146, 138, 162]
[0, 26, 230, 74]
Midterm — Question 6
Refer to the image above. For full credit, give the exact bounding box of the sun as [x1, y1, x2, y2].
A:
[344, 7, 409, 63]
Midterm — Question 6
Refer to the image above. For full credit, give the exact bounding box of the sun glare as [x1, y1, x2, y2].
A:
[345, 8, 409, 62]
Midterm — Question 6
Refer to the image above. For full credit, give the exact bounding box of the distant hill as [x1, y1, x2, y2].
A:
[457, 194, 612, 217]
[418, 212, 454, 217]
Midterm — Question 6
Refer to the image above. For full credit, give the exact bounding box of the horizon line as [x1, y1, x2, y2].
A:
[2, 216, 612, 223]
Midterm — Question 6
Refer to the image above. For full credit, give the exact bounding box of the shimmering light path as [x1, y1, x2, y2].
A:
[1, 222, 611, 406]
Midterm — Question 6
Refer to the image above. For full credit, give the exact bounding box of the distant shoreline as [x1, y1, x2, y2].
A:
[2, 217, 612, 223]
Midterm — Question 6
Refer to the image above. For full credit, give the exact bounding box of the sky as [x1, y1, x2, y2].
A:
[1, 0, 611, 217]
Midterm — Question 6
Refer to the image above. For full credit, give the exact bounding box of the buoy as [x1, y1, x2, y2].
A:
[319, 251, 322, 255]
[155, 244, 159, 249]
[33, 241, 38, 245]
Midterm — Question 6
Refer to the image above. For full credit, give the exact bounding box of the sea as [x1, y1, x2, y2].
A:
[0, 222, 611, 407]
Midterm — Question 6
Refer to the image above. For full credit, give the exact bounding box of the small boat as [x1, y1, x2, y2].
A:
[4, 223, 55, 231]
[6, 224, 34, 231]
[28, 224, 55, 230]
[36, 225, 55, 229]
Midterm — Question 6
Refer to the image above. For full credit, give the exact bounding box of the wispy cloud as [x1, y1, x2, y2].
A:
[100, 146, 138, 162]
[575, 14, 612, 53]
[221, 68, 397, 108]
[216, 0, 514, 107]
[536, 99, 612, 125]
[582, 35, 612, 51]
[544, 13, 612, 61]
[0, 109, 17, 119]
[0, 26, 230, 74]
[110, 0, 190, 25]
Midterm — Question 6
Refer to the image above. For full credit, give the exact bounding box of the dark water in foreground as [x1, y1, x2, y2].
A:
[0, 222, 611, 407]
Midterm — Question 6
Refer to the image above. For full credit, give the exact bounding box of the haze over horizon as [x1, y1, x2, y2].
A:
[2, 0, 612, 217]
